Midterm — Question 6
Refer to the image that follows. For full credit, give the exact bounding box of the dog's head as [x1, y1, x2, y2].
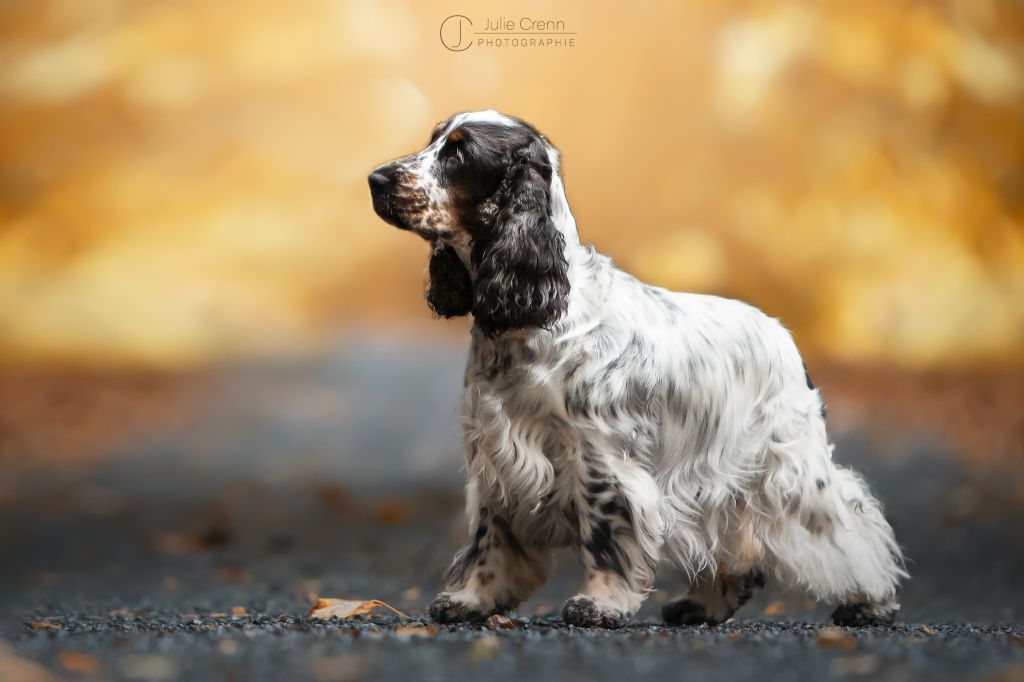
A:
[368, 111, 570, 337]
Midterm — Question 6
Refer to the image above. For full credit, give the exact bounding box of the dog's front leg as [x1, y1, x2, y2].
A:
[562, 465, 661, 629]
[430, 505, 549, 623]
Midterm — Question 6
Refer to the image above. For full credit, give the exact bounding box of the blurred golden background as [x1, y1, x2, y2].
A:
[1, 0, 1021, 369]
[2, 5, 1024, 660]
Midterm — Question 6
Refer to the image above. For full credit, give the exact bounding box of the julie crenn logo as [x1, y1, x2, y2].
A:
[440, 15, 577, 52]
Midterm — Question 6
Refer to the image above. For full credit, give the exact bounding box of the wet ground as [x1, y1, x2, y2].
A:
[2, 340, 1023, 680]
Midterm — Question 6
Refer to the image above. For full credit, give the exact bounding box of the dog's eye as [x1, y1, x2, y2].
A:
[438, 138, 467, 166]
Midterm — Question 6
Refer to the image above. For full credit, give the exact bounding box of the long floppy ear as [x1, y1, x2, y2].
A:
[426, 243, 473, 318]
[471, 140, 570, 337]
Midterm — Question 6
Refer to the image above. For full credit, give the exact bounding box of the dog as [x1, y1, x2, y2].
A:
[368, 110, 906, 628]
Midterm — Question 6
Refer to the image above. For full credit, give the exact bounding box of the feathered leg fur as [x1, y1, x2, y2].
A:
[430, 505, 549, 623]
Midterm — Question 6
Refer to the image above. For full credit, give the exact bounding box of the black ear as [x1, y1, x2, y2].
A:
[426, 243, 473, 318]
[471, 140, 570, 337]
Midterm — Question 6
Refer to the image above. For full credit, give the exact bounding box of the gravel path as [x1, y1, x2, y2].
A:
[3, 342, 1023, 680]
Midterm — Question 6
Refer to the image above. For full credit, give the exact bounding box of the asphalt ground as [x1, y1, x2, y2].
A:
[2, 340, 1023, 680]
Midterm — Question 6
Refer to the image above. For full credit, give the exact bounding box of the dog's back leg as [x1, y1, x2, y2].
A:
[662, 568, 765, 625]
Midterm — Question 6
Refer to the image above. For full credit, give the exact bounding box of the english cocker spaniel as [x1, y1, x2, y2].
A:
[368, 110, 905, 628]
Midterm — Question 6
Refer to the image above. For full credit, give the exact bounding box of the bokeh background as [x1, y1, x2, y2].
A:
[1, 1, 1023, 676]
[2, 0, 1023, 369]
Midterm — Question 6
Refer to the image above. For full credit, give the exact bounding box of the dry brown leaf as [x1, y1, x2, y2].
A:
[307, 598, 408, 620]
[58, 651, 100, 675]
[485, 615, 517, 630]
[763, 600, 785, 616]
[372, 499, 412, 527]
[394, 622, 439, 638]
[25, 621, 58, 631]
[816, 626, 856, 650]
[231, 606, 248, 617]
[153, 532, 200, 556]
[214, 565, 251, 585]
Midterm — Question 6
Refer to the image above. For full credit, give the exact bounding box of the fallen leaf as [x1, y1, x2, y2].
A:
[485, 615, 517, 630]
[372, 499, 412, 527]
[763, 600, 785, 616]
[307, 598, 408, 620]
[214, 565, 250, 585]
[25, 621, 58, 632]
[231, 606, 248, 617]
[58, 651, 100, 675]
[467, 635, 501, 662]
[152, 532, 200, 556]
[394, 622, 439, 638]
[314, 484, 355, 519]
[816, 626, 856, 650]
[920, 624, 937, 636]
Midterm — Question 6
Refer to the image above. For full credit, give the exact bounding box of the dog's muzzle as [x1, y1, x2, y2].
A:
[368, 165, 409, 230]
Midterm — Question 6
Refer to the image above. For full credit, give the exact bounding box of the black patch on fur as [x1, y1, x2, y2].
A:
[491, 514, 527, 558]
[831, 602, 896, 627]
[444, 515, 489, 585]
[731, 569, 765, 608]
[426, 243, 473, 318]
[803, 364, 828, 419]
[662, 598, 713, 626]
[584, 517, 628, 577]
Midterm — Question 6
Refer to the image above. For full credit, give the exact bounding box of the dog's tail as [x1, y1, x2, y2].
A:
[759, 405, 907, 604]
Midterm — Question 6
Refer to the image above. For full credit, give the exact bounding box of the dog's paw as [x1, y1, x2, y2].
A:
[662, 598, 717, 626]
[428, 592, 487, 624]
[561, 595, 628, 629]
[831, 602, 897, 627]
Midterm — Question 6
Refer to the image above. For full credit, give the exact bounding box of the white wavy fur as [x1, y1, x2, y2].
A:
[421, 112, 906, 622]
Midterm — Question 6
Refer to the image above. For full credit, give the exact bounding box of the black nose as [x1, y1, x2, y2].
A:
[368, 170, 393, 192]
